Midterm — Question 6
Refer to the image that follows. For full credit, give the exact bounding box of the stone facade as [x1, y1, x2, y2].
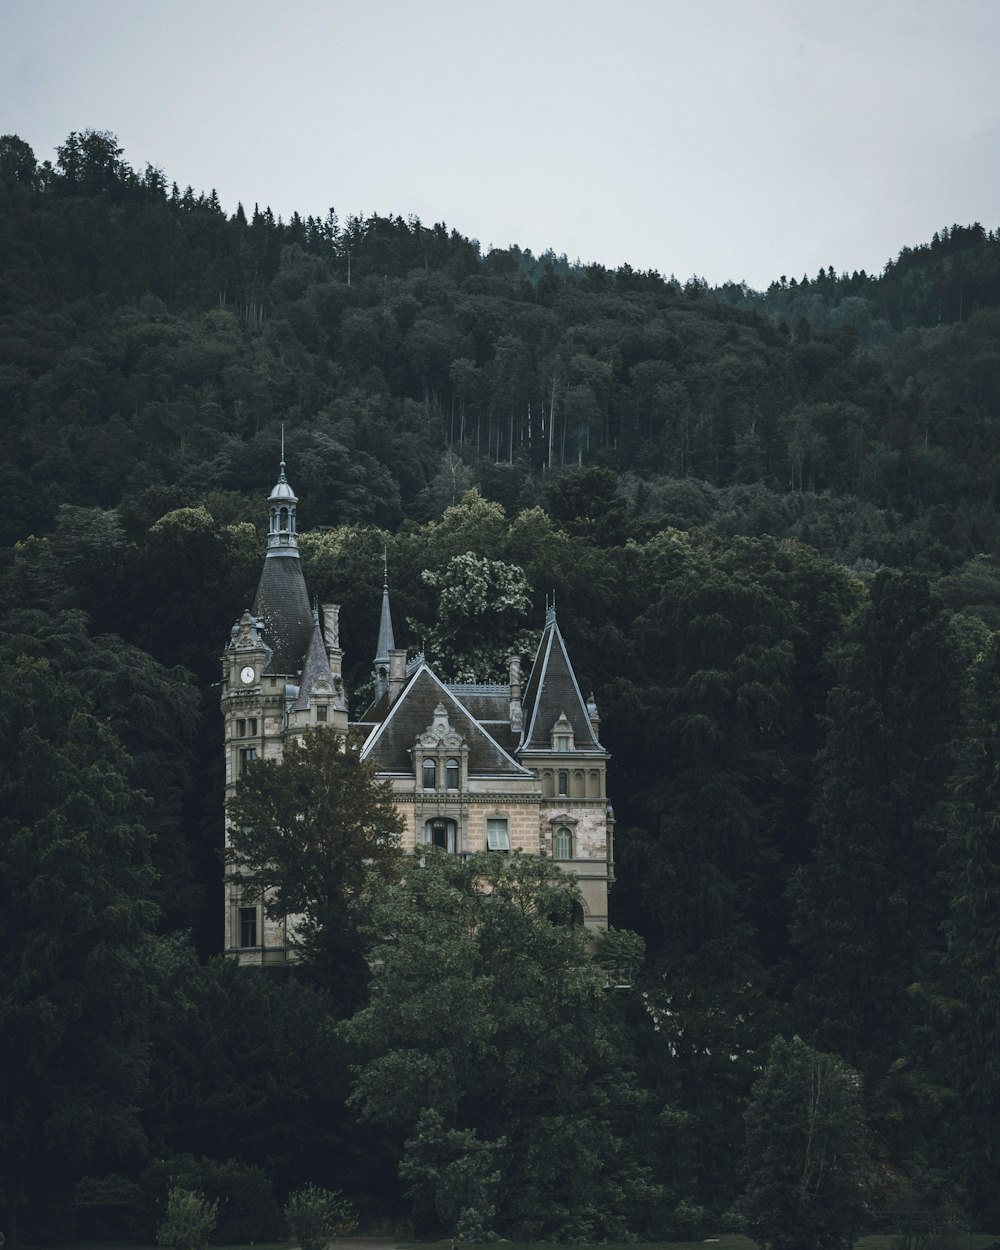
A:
[222, 460, 615, 964]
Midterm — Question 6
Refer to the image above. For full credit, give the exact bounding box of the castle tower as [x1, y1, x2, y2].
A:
[222, 450, 314, 964]
[516, 602, 613, 927]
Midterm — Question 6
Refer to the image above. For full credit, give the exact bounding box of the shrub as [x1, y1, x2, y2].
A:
[142, 1155, 283, 1242]
[157, 1186, 218, 1250]
[285, 1183, 357, 1250]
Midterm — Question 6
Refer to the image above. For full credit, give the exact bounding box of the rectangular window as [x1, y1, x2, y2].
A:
[316, 705, 327, 722]
[249, 717, 258, 735]
[239, 746, 257, 774]
[486, 818, 510, 852]
[236, 718, 246, 737]
[239, 906, 258, 948]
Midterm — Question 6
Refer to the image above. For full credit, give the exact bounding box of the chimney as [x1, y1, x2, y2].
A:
[388, 647, 407, 705]
[508, 654, 523, 730]
[321, 603, 343, 678]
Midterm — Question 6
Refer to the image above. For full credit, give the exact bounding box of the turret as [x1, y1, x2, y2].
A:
[266, 429, 299, 558]
[251, 441, 312, 676]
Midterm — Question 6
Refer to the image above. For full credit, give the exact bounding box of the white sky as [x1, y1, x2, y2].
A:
[2, 0, 998, 288]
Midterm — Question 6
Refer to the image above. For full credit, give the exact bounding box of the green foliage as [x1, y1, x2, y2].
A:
[142, 952, 381, 1208]
[156, 1186, 218, 1250]
[342, 852, 656, 1239]
[0, 643, 161, 1237]
[284, 1183, 357, 1250]
[399, 1109, 502, 1240]
[740, 1036, 870, 1250]
[416, 549, 535, 681]
[141, 1154, 283, 1242]
[226, 729, 404, 1003]
[4, 125, 1000, 1232]
[937, 631, 1000, 1223]
[792, 572, 965, 1087]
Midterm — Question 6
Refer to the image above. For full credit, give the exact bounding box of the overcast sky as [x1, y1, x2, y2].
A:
[2, 0, 998, 288]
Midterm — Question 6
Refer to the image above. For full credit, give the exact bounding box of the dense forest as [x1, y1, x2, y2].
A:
[3, 129, 1000, 1244]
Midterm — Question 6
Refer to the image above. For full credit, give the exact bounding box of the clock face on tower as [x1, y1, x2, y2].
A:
[240, 665, 256, 685]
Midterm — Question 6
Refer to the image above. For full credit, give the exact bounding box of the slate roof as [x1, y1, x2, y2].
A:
[292, 615, 346, 712]
[361, 663, 532, 777]
[520, 615, 603, 751]
[447, 687, 509, 721]
[252, 554, 313, 676]
[374, 576, 395, 665]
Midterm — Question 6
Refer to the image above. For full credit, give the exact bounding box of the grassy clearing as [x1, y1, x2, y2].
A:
[50, 1235, 1000, 1250]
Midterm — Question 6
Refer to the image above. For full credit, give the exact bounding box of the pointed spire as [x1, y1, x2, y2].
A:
[372, 549, 396, 702]
[519, 600, 601, 752]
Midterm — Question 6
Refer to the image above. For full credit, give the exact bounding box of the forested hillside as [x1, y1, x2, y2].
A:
[3, 129, 1000, 1242]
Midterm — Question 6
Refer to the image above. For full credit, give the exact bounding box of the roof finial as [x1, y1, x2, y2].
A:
[383, 545, 389, 588]
[545, 590, 557, 628]
[279, 422, 286, 482]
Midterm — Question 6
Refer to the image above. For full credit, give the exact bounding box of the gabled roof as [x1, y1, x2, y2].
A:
[361, 662, 533, 777]
[520, 613, 603, 752]
[252, 554, 312, 676]
[293, 615, 346, 712]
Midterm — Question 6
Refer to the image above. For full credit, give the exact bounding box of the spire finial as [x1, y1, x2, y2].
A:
[383, 545, 389, 588]
[279, 423, 286, 482]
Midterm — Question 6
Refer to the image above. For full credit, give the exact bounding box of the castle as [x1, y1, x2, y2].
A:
[222, 456, 615, 963]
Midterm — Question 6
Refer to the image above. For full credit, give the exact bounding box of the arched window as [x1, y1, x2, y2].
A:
[555, 825, 573, 860]
[422, 759, 437, 789]
[446, 757, 460, 790]
[558, 770, 568, 795]
[425, 817, 457, 852]
[279, 506, 289, 531]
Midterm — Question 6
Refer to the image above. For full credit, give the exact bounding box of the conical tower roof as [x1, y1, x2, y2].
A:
[252, 451, 312, 675]
[520, 604, 602, 751]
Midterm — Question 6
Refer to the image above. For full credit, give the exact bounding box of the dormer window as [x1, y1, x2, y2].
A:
[414, 705, 467, 796]
[551, 712, 575, 752]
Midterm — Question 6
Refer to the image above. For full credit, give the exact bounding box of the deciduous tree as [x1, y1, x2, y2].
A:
[225, 730, 403, 1005]
[740, 1036, 869, 1250]
[341, 852, 655, 1240]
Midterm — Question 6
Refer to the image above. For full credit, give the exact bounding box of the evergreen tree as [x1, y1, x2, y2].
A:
[0, 652, 160, 1242]
[792, 572, 964, 1093]
[939, 632, 1000, 1223]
